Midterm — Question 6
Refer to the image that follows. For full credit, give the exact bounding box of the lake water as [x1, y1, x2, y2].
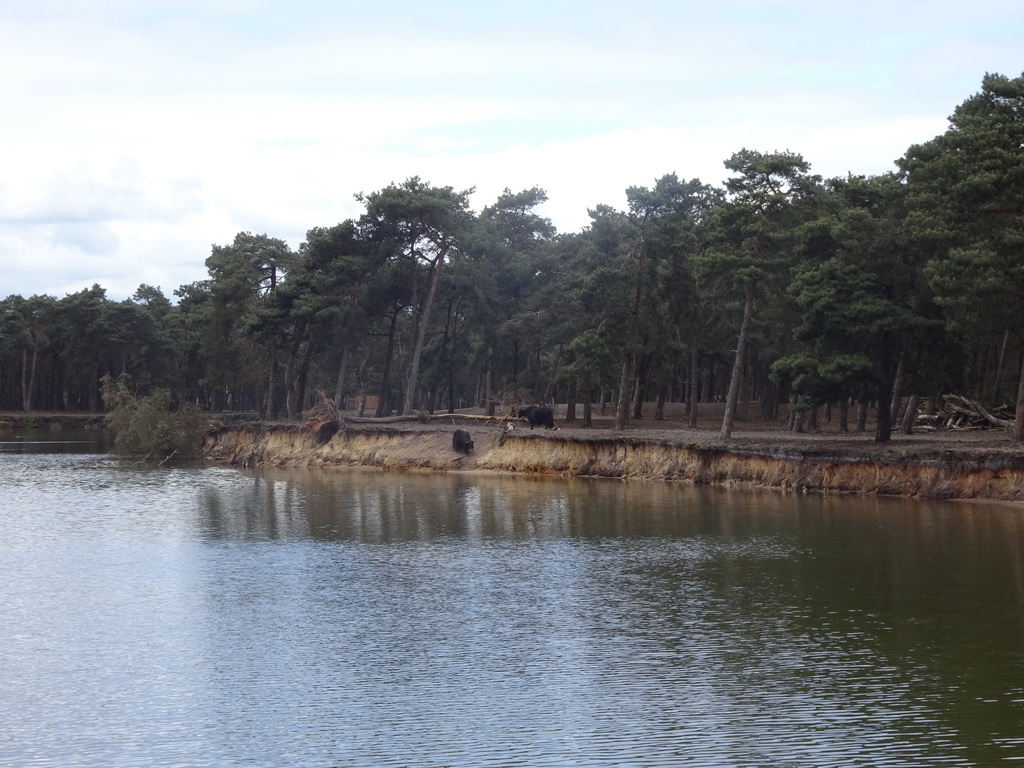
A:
[2, 430, 1024, 767]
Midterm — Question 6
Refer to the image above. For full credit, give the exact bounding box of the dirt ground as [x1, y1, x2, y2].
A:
[491, 400, 1024, 459]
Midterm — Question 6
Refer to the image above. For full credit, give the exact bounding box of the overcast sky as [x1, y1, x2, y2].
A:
[2, 0, 1022, 301]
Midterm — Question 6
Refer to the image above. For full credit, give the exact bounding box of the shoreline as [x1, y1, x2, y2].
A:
[5, 408, 1022, 502]
[202, 420, 1024, 503]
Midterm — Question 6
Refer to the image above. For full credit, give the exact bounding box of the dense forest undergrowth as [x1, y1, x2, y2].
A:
[4, 72, 1024, 448]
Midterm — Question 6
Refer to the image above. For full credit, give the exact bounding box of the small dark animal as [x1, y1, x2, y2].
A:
[452, 429, 474, 455]
[517, 405, 556, 430]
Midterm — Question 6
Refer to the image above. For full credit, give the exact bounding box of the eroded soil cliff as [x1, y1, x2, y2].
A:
[202, 416, 1024, 502]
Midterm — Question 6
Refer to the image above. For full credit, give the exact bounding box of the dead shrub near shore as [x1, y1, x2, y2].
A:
[101, 375, 205, 460]
[303, 394, 343, 443]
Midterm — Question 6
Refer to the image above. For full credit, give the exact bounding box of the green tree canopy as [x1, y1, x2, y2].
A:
[901, 71, 1024, 439]
[356, 177, 474, 414]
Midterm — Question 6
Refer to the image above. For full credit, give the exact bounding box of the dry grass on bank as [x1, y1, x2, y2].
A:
[444, 399, 1024, 458]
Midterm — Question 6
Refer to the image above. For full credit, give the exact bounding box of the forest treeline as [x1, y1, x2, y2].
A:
[3, 73, 1024, 443]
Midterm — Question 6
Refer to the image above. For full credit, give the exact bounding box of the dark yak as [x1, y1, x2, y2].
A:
[517, 405, 556, 430]
[452, 429, 474, 455]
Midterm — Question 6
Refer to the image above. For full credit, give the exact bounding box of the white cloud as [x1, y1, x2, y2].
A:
[1, 0, 1022, 299]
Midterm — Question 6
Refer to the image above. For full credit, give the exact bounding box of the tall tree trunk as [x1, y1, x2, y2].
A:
[900, 393, 919, 434]
[889, 348, 906, 426]
[631, 368, 644, 420]
[295, 353, 311, 415]
[721, 284, 754, 440]
[542, 347, 563, 405]
[760, 380, 780, 420]
[793, 395, 806, 433]
[583, 374, 593, 427]
[992, 329, 1010, 403]
[615, 356, 631, 430]
[376, 304, 400, 417]
[876, 337, 904, 443]
[285, 353, 298, 420]
[687, 343, 699, 428]
[353, 353, 368, 416]
[856, 398, 868, 432]
[1013, 349, 1024, 442]
[485, 360, 495, 416]
[445, 302, 459, 414]
[838, 398, 849, 432]
[403, 256, 446, 415]
[89, 360, 101, 413]
[266, 339, 279, 420]
[512, 340, 520, 388]
[22, 346, 38, 412]
[565, 377, 577, 422]
[875, 388, 894, 442]
[284, 327, 308, 420]
[333, 345, 351, 406]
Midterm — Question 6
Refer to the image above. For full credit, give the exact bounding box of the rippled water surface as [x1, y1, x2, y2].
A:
[3, 430, 1024, 767]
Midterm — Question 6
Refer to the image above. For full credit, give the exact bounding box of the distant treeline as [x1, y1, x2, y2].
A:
[3, 72, 1024, 443]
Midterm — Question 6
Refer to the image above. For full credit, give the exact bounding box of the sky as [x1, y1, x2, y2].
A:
[2, 0, 1022, 301]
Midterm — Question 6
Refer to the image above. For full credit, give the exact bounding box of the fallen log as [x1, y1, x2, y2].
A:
[343, 414, 426, 424]
[943, 395, 1013, 430]
[340, 412, 508, 425]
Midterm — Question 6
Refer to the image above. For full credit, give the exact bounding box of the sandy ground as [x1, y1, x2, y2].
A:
[465, 400, 1024, 459]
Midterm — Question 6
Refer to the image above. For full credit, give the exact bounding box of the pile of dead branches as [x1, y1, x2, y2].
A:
[303, 394, 342, 442]
[916, 395, 1014, 431]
